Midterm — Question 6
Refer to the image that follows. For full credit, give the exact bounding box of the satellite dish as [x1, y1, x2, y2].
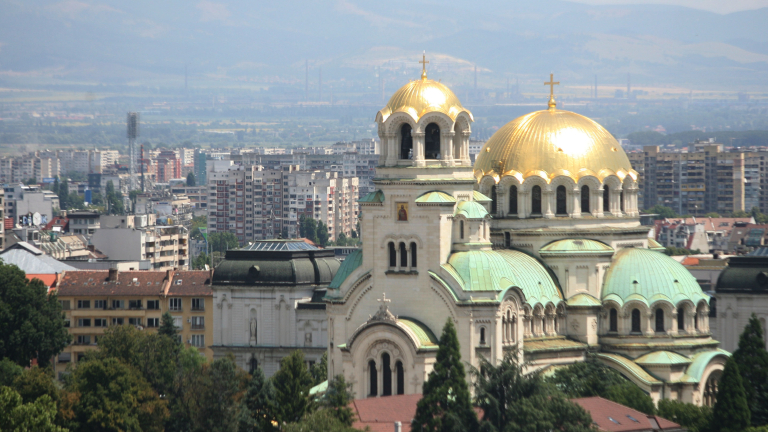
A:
[32, 212, 42, 226]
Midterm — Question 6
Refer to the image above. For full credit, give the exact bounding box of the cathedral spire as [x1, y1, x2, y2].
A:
[544, 72, 560, 110]
[420, 51, 429, 80]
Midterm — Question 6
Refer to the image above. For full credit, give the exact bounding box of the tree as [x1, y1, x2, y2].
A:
[0, 386, 67, 432]
[67, 357, 168, 432]
[337, 233, 348, 246]
[711, 357, 751, 432]
[283, 409, 361, 432]
[643, 205, 678, 219]
[0, 263, 71, 367]
[316, 221, 329, 247]
[192, 252, 212, 270]
[185, 356, 247, 432]
[237, 366, 278, 432]
[159, 311, 178, 339]
[300, 216, 317, 244]
[273, 350, 315, 424]
[311, 352, 327, 386]
[209, 232, 240, 253]
[413, 318, 478, 432]
[505, 393, 594, 432]
[733, 313, 768, 426]
[0, 358, 23, 387]
[322, 375, 355, 427]
[58, 180, 69, 210]
[656, 399, 712, 432]
[105, 180, 125, 215]
[187, 172, 196, 187]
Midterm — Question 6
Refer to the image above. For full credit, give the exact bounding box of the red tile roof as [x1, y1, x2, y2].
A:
[26, 274, 58, 288]
[44, 216, 69, 231]
[56, 270, 171, 296]
[4, 217, 13, 230]
[166, 270, 213, 296]
[351, 394, 421, 432]
[572, 397, 682, 431]
[682, 257, 700, 266]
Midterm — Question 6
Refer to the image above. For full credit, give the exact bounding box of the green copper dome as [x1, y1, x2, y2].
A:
[602, 248, 709, 308]
[454, 200, 490, 219]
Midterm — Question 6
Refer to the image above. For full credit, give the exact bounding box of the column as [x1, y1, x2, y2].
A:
[543, 190, 554, 219]
[413, 132, 425, 167]
[570, 188, 581, 218]
[496, 189, 506, 218]
[385, 133, 398, 166]
[461, 131, 471, 165]
[595, 189, 604, 218]
[519, 191, 530, 218]
[441, 131, 455, 167]
[395, 247, 401, 272]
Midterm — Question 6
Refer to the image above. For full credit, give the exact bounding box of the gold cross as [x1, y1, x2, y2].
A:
[420, 51, 429, 79]
[377, 293, 391, 304]
[544, 73, 559, 98]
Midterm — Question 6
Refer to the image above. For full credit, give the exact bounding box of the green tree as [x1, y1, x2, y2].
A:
[322, 375, 355, 427]
[187, 172, 196, 186]
[67, 357, 168, 432]
[733, 313, 768, 426]
[209, 232, 240, 253]
[413, 318, 478, 432]
[273, 350, 315, 424]
[185, 356, 247, 432]
[644, 205, 678, 219]
[656, 399, 712, 432]
[299, 216, 317, 244]
[0, 263, 71, 367]
[158, 311, 178, 339]
[711, 357, 751, 432]
[336, 233, 348, 246]
[58, 180, 69, 210]
[0, 386, 67, 432]
[128, 190, 141, 213]
[105, 180, 125, 215]
[704, 212, 721, 218]
[283, 409, 361, 432]
[316, 221, 329, 247]
[192, 252, 212, 270]
[237, 366, 278, 432]
[0, 358, 23, 387]
[505, 393, 594, 432]
[311, 352, 327, 386]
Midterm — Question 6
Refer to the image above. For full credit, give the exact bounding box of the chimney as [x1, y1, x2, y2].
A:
[394, 421, 402, 432]
[108, 267, 118, 282]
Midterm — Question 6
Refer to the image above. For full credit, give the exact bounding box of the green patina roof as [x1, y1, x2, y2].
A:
[602, 248, 709, 308]
[415, 190, 457, 204]
[309, 380, 328, 396]
[454, 200, 490, 219]
[681, 349, 731, 383]
[540, 238, 614, 256]
[399, 317, 439, 348]
[647, 238, 666, 251]
[443, 249, 562, 307]
[566, 293, 602, 307]
[523, 337, 589, 353]
[473, 190, 492, 202]
[595, 353, 662, 386]
[634, 351, 692, 366]
[359, 190, 385, 203]
[328, 249, 362, 290]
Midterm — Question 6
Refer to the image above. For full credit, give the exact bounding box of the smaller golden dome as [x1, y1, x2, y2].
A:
[377, 75, 469, 124]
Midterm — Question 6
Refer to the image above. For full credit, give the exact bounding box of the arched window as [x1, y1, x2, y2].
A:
[704, 374, 719, 407]
[509, 185, 518, 215]
[542, 317, 547, 334]
[631, 309, 641, 333]
[655, 308, 665, 332]
[368, 360, 377, 397]
[425, 123, 441, 159]
[530, 317, 534, 335]
[460, 221, 464, 239]
[603, 186, 610, 212]
[511, 315, 517, 343]
[610, 308, 618, 332]
[491, 186, 497, 214]
[480, 327, 486, 345]
[695, 313, 699, 332]
[620, 191, 625, 212]
[396, 361, 405, 395]
[399, 242, 408, 268]
[678, 307, 685, 331]
[388, 242, 396, 268]
[410, 242, 417, 268]
[249, 357, 259, 374]
[400, 124, 413, 159]
[531, 186, 542, 215]
[556, 185, 567, 215]
[581, 185, 590, 213]
[382, 353, 392, 396]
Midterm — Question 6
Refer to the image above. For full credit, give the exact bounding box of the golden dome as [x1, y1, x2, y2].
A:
[377, 74, 469, 124]
[474, 109, 637, 183]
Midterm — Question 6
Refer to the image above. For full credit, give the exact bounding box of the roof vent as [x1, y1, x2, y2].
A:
[632, 280, 638, 284]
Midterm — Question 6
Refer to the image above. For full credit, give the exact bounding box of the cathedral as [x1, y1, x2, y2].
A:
[324, 61, 727, 406]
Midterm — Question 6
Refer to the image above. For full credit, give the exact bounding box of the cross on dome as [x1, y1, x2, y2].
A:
[544, 73, 560, 110]
[377, 293, 391, 304]
[420, 51, 429, 80]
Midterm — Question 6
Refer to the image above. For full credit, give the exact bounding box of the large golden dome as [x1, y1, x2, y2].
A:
[377, 74, 469, 123]
[474, 108, 637, 183]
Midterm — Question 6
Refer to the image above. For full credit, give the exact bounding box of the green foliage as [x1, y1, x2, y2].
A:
[209, 232, 240, 252]
[192, 252, 212, 270]
[505, 393, 594, 432]
[58, 180, 69, 210]
[711, 357, 751, 432]
[656, 399, 712, 432]
[664, 246, 702, 256]
[190, 215, 207, 240]
[704, 212, 721, 218]
[322, 375, 355, 427]
[273, 350, 315, 424]
[733, 313, 768, 426]
[182, 356, 248, 432]
[105, 180, 125, 215]
[316, 221, 329, 247]
[187, 172, 196, 186]
[300, 216, 318, 244]
[0, 358, 24, 387]
[547, 359, 656, 415]
[751, 207, 768, 224]
[311, 352, 327, 386]
[282, 409, 362, 432]
[413, 318, 478, 432]
[159, 311, 179, 339]
[0, 263, 71, 367]
[12, 366, 60, 405]
[0, 386, 67, 432]
[643, 205, 678, 219]
[237, 366, 278, 432]
[66, 357, 168, 432]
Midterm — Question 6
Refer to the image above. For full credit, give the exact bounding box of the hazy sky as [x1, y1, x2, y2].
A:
[567, 0, 768, 13]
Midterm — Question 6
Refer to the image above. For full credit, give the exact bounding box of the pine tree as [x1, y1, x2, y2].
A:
[158, 311, 177, 339]
[733, 313, 768, 426]
[322, 375, 355, 427]
[711, 356, 751, 432]
[186, 172, 196, 187]
[273, 350, 315, 424]
[412, 318, 478, 432]
[238, 366, 278, 432]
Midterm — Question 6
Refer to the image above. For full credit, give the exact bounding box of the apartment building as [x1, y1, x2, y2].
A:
[0, 154, 61, 184]
[67, 211, 101, 236]
[91, 216, 188, 270]
[3, 184, 60, 222]
[59, 149, 119, 174]
[284, 171, 358, 239]
[54, 269, 213, 378]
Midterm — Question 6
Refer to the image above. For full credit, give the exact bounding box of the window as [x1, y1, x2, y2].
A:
[655, 308, 665, 332]
[112, 318, 124, 325]
[480, 327, 487, 345]
[399, 242, 408, 268]
[128, 300, 142, 309]
[173, 316, 182, 330]
[190, 334, 205, 347]
[368, 360, 377, 397]
[509, 185, 518, 214]
[77, 335, 91, 345]
[192, 298, 204, 311]
[77, 300, 90, 309]
[610, 308, 618, 332]
[678, 307, 685, 331]
[531, 186, 542, 214]
[556, 185, 567, 215]
[396, 361, 405, 395]
[60, 300, 71, 310]
[112, 300, 124, 309]
[169, 298, 182, 311]
[147, 300, 159, 310]
[603, 186, 610, 212]
[400, 124, 413, 159]
[64, 319, 70, 328]
[78, 318, 91, 327]
[389, 242, 396, 267]
[191, 316, 205, 329]
[490, 185, 497, 214]
[147, 318, 160, 328]
[460, 220, 464, 239]
[631, 309, 641, 333]
[94, 318, 107, 327]
[410, 242, 417, 268]
[128, 318, 142, 326]
[620, 191, 625, 212]
[94, 300, 106, 309]
[581, 185, 590, 213]
[424, 123, 440, 159]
